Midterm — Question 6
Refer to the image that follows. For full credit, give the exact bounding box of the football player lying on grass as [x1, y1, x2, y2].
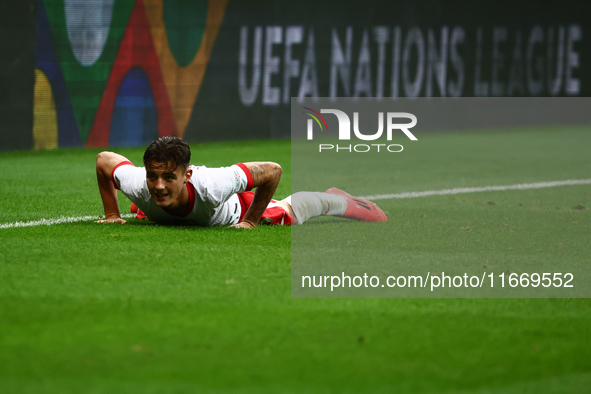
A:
[96, 137, 387, 228]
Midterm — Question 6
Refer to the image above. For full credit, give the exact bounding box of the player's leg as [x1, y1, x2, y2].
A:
[273, 200, 299, 224]
[280, 189, 387, 224]
[280, 193, 345, 225]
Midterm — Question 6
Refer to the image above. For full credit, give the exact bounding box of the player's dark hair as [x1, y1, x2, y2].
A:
[143, 137, 191, 171]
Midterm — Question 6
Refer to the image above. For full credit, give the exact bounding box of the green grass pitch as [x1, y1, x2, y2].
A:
[0, 128, 590, 393]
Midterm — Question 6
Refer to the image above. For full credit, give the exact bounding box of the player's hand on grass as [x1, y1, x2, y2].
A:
[229, 221, 256, 229]
[95, 216, 127, 224]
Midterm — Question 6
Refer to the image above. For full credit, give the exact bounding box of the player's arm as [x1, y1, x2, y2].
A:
[230, 162, 282, 229]
[95, 151, 130, 224]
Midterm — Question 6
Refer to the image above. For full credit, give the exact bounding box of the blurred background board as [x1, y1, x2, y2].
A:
[1, 0, 591, 151]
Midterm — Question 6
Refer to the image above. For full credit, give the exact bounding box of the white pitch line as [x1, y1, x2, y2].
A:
[359, 179, 591, 201]
[0, 214, 135, 229]
[1, 179, 590, 229]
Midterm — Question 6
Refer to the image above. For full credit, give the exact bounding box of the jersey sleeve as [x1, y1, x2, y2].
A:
[191, 164, 252, 207]
[235, 163, 254, 191]
[112, 162, 149, 200]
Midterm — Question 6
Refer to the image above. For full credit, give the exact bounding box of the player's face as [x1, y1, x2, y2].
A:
[145, 162, 191, 209]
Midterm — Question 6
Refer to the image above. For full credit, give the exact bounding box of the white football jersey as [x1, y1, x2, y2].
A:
[112, 162, 252, 226]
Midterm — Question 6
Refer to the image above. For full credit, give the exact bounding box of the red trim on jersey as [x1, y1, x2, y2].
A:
[162, 182, 196, 217]
[111, 161, 134, 190]
[237, 191, 292, 226]
[236, 163, 254, 191]
[185, 182, 196, 216]
[237, 192, 250, 222]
